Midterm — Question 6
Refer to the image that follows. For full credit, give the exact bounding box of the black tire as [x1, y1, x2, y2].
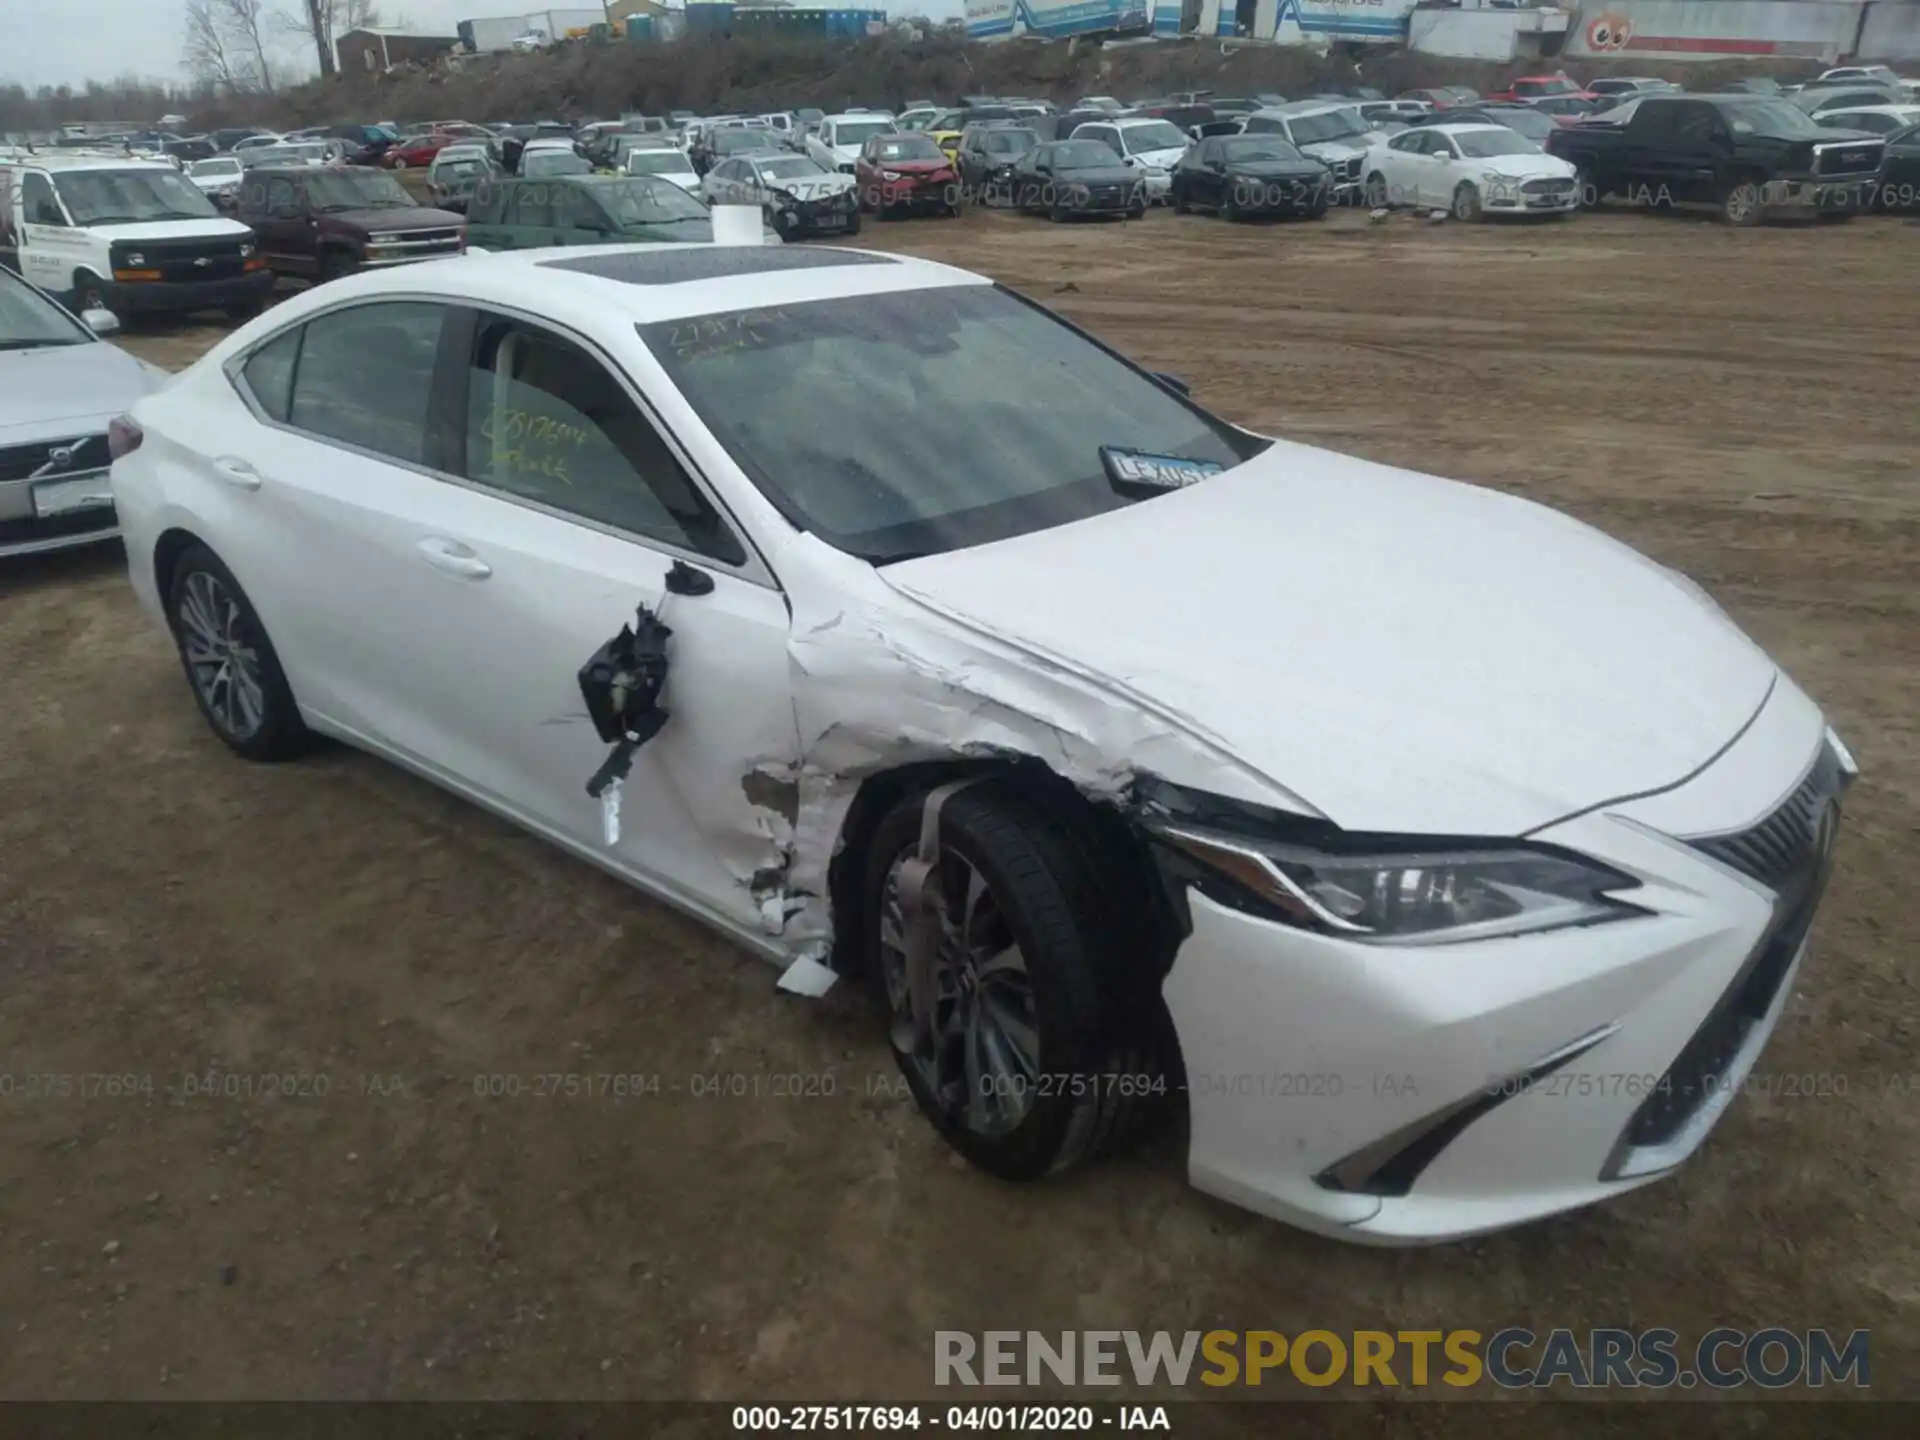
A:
[1720, 176, 1765, 227]
[1171, 184, 1190, 215]
[166, 543, 309, 762]
[72, 270, 111, 314]
[861, 782, 1161, 1182]
[1452, 182, 1482, 223]
[319, 250, 358, 283]
[1047, 203, 1069, 223]
[1364, 171, 1389, 209]
[843, 209, 862, 236]
[1306, 201, 1328, 221]
[1222, 189, 1242, 222]
[770, 210, 796, 242]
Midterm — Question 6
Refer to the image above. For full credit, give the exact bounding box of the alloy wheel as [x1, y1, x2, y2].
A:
[881, 846, 1041, 1139]
[177, 569, 266, 741]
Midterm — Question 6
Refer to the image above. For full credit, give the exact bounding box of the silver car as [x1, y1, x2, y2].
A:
[0, 269, 168, 558]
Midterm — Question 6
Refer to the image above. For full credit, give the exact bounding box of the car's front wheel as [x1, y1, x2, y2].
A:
[1452, 181, 1483, 223]
[167, 544, 309, 762]
[862, 782, 1158, 1181]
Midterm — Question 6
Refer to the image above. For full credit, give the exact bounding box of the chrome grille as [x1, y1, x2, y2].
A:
[0, 433, 109, 485]
[1689, 745, 1843, 892]
[1814, 142, 1884, 177]
[1523, 178, 1575, 196]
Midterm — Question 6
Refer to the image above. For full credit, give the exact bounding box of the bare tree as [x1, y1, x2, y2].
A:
[182, 0, 243, 91]
[279, 0, 383, 79]
[216, 0, 279, 95]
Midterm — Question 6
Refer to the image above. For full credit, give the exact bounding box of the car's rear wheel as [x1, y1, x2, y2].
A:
[862, 782, 1160, 1181]
[166, 544, 309, 762]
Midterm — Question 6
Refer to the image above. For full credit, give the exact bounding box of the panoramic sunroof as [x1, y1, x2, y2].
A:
[537, 246, 898, 285]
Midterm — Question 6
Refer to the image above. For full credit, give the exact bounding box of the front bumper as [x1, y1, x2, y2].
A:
[100, 268, 273, 316]
[1, 471, 118, 559]
[1484, 183, 1581, 213]
[1158, 680, 1849, 1243]
[770, 197, 860, 233]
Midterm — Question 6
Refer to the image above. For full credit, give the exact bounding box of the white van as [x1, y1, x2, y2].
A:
[0, 152, 273, 320]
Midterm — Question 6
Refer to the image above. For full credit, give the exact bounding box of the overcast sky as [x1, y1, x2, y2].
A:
[0, 0, 960, 90]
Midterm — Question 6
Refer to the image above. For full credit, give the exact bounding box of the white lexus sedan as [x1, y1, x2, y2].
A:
[1365, 122, 1580, 219]
[108, 243, 1853, 1243]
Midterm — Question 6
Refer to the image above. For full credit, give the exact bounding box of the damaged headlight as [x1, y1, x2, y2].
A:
[1143, 787, 1644, 944]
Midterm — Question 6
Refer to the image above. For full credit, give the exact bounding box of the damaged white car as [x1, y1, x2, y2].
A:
[109, 244, 1853, 1244]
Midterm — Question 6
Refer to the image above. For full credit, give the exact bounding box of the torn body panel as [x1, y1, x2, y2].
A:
[768, 533, 1319, 961]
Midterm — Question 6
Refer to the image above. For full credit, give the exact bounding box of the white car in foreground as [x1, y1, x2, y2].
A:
[108, 243, 1853, 1244]
[1365, 123, 1579, 218]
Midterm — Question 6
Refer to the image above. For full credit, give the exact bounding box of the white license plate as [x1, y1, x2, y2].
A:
[31, 473, 114, 519]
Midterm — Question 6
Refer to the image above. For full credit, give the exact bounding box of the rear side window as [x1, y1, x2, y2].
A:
[460, 315, 744, 564]
[240, 328, 301, 422]
[287, 302, 448, 465]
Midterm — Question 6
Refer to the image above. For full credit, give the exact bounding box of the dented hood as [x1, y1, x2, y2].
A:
[877, 440, 1777, 836]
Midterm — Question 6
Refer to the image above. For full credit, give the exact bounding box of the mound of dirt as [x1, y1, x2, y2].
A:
[189, 35, 1822, 129]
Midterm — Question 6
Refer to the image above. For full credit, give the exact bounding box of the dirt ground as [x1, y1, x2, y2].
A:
[2, 205, 1916, 1419]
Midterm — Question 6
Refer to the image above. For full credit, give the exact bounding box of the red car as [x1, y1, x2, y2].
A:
[1485, 75, 1600, 105]
[383, 132, 459, 169]
[854, 132, 960, 217]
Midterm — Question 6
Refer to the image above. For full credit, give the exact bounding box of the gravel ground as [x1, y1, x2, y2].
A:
[1, 204, 1914, 1417]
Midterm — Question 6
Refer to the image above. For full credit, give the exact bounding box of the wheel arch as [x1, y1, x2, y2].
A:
[152, 525, 208, 604]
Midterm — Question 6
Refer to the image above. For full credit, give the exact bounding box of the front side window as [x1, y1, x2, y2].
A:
[22, 173, 66, 225]
[287, 302, 448, 465]
[462, 317, 743, 563]
[640, 286, 1265, 564]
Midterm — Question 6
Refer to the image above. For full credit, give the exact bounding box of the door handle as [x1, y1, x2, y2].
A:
[211, 456, 264, 490]
[416, 537, 492, 579]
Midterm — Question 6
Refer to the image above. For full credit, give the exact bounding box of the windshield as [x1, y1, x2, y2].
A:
[1219, 136, 1306, 163]
[984, 129, 1036, 154]
[754, 157, 826, 180]
[0, 269, 90, 349]
[305, 169, 413, 210]
[524, 149, 591, 176]
[715, 131, 769, 155]
[639, 287, 1263, 563]
[190, 159, 240, 178]
[874, 136, 944, 162]
[1121, 121, 1187, 154]
[52, 167, 216, 224]
[1053, 140, 1121, 169]
[627, 149, 692, 175]
[832, 120, 892, 147]
[1727, 100, 1832, 137]
[1287, 110, 1367, 144]
[600, 177, 710, 225]
[1488, 110, 1555, 140]
[1455, 129, 1538, 158]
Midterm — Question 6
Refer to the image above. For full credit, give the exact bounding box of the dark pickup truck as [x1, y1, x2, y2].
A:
[1546, 94, 1887, 225]
[236, 166, 466, 283]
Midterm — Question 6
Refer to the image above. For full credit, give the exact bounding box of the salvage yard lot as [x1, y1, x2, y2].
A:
[2, 206, 1916, 1411]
